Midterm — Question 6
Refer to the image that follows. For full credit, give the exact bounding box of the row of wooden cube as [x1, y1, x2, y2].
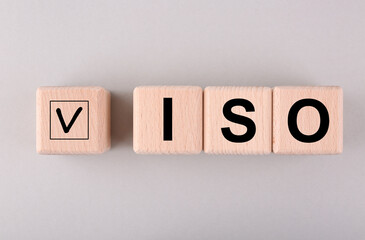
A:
[36, 86, 343, 155]
[134, 86, 342, 154]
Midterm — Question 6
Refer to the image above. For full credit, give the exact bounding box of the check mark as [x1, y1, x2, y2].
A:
[56, 107, 83, 133]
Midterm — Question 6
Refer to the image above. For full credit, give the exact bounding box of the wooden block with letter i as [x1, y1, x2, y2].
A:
[273, 86, 343, 154]
[204, 87, 272, 154]
[36, 86, 111, 154]
[133, 86, 203, 154]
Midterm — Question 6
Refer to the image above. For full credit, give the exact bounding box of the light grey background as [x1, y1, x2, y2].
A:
[0, 0, 364, 239]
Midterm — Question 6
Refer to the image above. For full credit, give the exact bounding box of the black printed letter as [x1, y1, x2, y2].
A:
[163, 98, 172, 141]
[221, 99, 256, 143]
[287, 98, 329, 143]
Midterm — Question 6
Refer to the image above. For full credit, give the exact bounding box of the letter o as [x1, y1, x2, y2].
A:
[287, 98, 330, 143]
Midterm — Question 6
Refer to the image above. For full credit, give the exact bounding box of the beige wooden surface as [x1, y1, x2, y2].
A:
[36, 87, 111, 154]
[204, 87, 272, 154]
[133, 86, 203, 154]
[273, 86, 343, 154]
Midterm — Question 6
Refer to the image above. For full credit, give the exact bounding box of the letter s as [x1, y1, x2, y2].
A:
[221, 99, 256, 143]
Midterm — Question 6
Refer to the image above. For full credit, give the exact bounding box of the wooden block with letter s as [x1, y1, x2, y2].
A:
[204, 86, 272, 154]
[36, 86, 111, 154]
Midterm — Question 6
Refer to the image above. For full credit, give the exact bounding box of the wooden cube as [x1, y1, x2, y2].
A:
[36, 87, 111, 154]
[204, 87, 272, 154]
[273, 86, 343, 154]
[133, 86, 202, 154]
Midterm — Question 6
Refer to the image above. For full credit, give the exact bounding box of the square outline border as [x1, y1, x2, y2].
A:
[50, 100, 89, 140]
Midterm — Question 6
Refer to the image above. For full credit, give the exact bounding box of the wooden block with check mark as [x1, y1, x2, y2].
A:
[36, 87, 111, 154]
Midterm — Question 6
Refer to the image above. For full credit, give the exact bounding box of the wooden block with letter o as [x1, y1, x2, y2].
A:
[204, 87, 272, 154]
[36, 86, 111, 154]
[273, 86, 343, 154]
[133, 86, 203, 154]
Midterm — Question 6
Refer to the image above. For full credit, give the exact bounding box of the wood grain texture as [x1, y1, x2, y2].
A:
[204, 86, 272, 154]
[273, 86, 343, 154]
[133, 86, 202, 154]
[36, 87, 111, 154]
